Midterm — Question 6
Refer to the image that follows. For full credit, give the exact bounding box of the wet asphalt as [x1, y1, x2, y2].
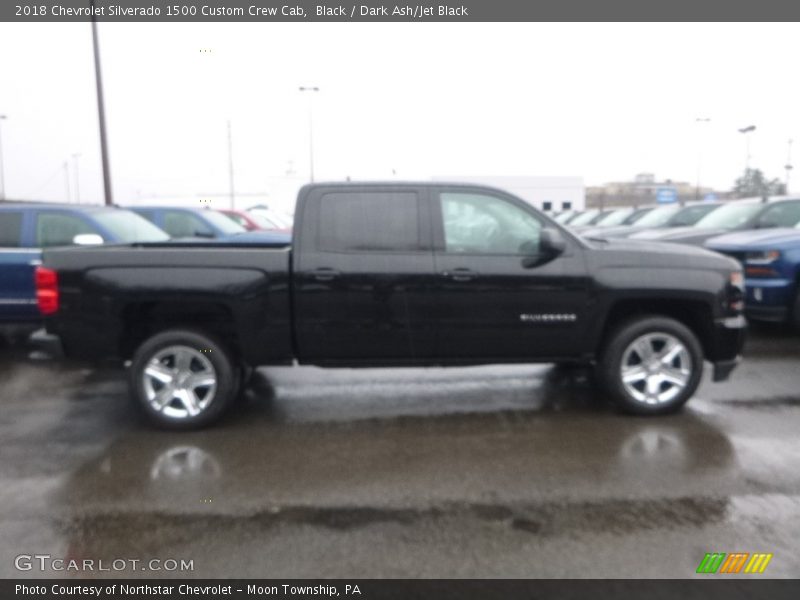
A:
[1, 324, 799, 579]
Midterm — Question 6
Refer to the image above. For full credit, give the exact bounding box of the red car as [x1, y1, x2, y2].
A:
[218, 209, 291, 233]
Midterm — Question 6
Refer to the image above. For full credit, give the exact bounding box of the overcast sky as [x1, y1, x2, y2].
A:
[1, 22, 799, 212]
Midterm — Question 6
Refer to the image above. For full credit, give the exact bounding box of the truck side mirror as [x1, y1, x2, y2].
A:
[540, 228, 567, 256]
[521, 228, 566, 268]
[73, 233, 104, 246]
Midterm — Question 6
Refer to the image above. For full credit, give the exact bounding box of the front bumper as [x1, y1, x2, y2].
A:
[709, 315, 746, 382]
[744, 277, 794, 322]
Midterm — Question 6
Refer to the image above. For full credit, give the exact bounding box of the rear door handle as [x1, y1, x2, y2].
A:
[309, 268, 341, 282]
[442, 268, 478, 282]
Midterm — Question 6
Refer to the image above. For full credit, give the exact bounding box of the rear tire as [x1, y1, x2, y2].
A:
[129, 329, 238, 430]
[598, 316, 703, 415]
[792, 288, 800, 333]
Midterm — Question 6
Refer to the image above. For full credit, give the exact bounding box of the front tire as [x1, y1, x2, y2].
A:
[598, 316, 703, 415]
[129, 329, 237, 430]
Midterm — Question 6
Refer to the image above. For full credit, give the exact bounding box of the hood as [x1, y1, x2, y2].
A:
[579, 225, 645, 239]
[628, 226, 698, 240]
[627, 227, 730, 247]
[585, 236, 739, 271]
[706, 228, 800, 250]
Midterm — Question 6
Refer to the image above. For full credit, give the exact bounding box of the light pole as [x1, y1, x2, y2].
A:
[785, 139, 794, 194]
[299, 86, 320, 182]
[695, 117, 711, 200]
[738, 125, 756, 173]
[63, 161, 71, 202]
[0, 115, 7, 200]
[91, 1, 113, 206]
[72, 153, 81, 203]
[226, 119, 235, 209]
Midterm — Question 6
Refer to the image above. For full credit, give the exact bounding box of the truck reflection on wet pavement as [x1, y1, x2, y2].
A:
[1, 324, 799, 578]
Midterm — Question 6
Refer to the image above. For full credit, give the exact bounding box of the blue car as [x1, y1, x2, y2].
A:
[0, 203, 169, 325]
[130, 206, 291, 244]
[707, 225, 800, 329]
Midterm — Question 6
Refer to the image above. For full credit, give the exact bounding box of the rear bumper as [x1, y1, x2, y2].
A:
[709, 315, 746, 382]
[28, 328, 65, 359]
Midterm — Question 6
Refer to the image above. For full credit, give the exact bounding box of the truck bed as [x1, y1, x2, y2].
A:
[43, 243, 294, 365]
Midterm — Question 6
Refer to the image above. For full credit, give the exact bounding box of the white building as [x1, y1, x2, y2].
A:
[431, 176, 585, 213]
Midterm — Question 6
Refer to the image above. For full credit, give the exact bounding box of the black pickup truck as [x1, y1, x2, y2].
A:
[38, 183, 746, 428]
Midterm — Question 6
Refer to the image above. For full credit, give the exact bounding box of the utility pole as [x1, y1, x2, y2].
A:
[72, 153, 81, 203]
[299, 86, 320, 182]
[785, 139, 794, 194]
[695, 117, 711, 200]
[0, 115, 7, 200]
[91, 1, 113, 205]
[63, 161, 71, 203]
[227, 119, 235, 209]
[738, 125, 756, 173]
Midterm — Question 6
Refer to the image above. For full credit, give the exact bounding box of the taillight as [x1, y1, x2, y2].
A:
[35, 266, 59, 315]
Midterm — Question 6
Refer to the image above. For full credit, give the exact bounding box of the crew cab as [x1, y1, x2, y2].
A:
[706, 225, 800, 329]
[0, 203, 168, 327]
[38, 183, 747, 428]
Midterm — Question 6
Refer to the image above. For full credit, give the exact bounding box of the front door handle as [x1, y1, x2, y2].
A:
[442, 268, 478, 282]
[309, 268, 341, 282]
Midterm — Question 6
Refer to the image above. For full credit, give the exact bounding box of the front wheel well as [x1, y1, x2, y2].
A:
[598, 299, 714, 359]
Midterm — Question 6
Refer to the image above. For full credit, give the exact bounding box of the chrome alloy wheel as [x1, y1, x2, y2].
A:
[620, 333, 692, 405]
[142, 345, 217, 419]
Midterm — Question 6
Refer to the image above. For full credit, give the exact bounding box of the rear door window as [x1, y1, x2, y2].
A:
[0, 212, 23, 247]
[318, 191, 421, 252]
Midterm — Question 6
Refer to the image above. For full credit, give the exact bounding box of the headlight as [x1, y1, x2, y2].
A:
[728, 271, 745, 312]
[745, 250, 781, 264]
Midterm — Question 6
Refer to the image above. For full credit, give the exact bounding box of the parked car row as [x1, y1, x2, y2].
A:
[0, 202, 292, 327]
[556, 198, 800, 330]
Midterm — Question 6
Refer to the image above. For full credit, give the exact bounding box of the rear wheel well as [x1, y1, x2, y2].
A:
[599, 299, 713, 359]
[120, 302, 239, 361]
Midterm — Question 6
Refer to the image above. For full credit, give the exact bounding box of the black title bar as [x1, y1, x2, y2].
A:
[3, 0, 800, 22]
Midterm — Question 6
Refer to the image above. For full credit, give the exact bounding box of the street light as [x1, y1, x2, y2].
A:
[299, 86, 320, 182]
[91, 1, 114, 206]
[738, 125, 756, 173]
[695, 117, 711, 200]
[0, 115, 7, 200]
[227, 119, 235, 209]
[72, 153, 81, 203]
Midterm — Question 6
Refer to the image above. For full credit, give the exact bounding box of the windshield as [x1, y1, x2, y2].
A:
[693, 203, 762, 229]
[202, 210, 246, 234]
[251, 213, 287, 229]
[92, 210, 170, 243]
[666, 204, 721, 227]
[554, 210, 576, 223]
[594, 208, 633, 227]
[630, 205, 681, 227]
[568, 209, 602, 226]
[249, 209, 292, 229]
